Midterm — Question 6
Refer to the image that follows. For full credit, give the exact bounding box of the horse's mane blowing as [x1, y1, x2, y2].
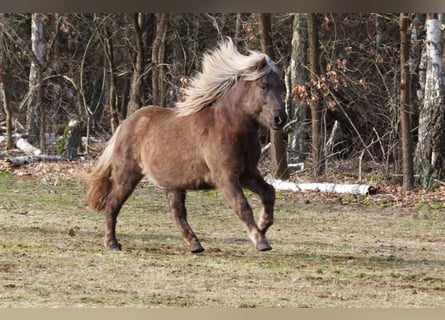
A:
[175, 38, 279, 116]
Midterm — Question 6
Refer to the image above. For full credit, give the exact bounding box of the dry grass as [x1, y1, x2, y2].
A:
[1, 162, 445, 307]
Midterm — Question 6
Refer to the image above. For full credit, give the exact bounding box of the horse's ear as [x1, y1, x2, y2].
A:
[256, 57, 268, 71]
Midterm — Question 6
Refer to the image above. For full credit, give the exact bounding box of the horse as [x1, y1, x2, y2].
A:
[86, 38, 287, 253]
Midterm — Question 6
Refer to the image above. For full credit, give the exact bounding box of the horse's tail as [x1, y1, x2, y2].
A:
[87, 127, 120, 212]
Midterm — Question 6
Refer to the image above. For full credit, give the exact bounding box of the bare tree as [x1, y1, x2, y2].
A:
[399, 13, 414, 190]
[307, 13, 323, 180]
[0, 21, 13, 149]
[415, 14, 445, 188]
[0, 76, 12, 149]
[286, 13, 309, 164]
[27, 13, 46, 150]
[127, 13, 145, 117]
[151, 13, 168, 107]
[258, 13, 289, 179]
[103, 23, 119, 133]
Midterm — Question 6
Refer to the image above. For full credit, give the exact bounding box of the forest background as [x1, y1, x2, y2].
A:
[0, 13, 445, 191]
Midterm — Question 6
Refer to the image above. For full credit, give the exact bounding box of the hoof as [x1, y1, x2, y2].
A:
[256, 242, 272, 252]
[106, 241, 122, 251]
[190, 242, 205, 254]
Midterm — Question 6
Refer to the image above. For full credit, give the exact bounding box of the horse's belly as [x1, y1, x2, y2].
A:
[142, 161, 214, 190]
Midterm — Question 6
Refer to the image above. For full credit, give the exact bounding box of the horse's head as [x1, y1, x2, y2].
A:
[245, 57, 287, 130]
[176, 38, 287, 129]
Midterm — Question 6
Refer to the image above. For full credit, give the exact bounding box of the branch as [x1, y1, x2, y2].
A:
[0, 14, 43, 69]
[261, 143, 271, 154]
[325, 87, 377, 163]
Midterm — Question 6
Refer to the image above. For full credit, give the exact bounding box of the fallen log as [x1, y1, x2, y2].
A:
[7, 155, 64, 166]
[15, 137, 41, 155]
[269, 179, 376, 195]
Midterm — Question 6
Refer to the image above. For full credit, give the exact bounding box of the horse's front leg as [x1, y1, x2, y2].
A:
[240, 170, 275, 234]
[166, 189, 204, 253]
[217, 176, 272, 251]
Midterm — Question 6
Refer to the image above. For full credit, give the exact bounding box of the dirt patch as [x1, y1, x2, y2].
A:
[1, 161, 445, 307]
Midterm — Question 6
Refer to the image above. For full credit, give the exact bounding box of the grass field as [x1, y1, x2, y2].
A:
[1, 163, 445, 307]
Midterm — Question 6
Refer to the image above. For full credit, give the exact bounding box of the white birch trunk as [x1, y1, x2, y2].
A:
[26, 13, 45, 147]
[285, 13, 308, 163]
[16, 137, 41, 155]
[415, 18, 445, 187]
[7, 155, 64, 166]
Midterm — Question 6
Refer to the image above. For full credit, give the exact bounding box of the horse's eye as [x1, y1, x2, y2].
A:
[260, 84, 268, 90]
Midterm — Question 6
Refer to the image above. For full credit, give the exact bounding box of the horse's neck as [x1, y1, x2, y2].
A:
[215, 97, 258, 134]
[214, 81, 259, 131]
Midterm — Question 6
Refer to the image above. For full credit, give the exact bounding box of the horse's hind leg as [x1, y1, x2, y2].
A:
[104, 169, 142, 250]
[166, 189, 204, 253]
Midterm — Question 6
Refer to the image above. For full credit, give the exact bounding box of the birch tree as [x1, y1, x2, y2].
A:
[415, 15, 445, 188]
[286, 13, 309, 164]
[429, 14, 445, 183]
[27, 13, 46, 150]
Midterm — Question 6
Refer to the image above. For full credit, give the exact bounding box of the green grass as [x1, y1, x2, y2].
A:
[0, 170, 9, 178]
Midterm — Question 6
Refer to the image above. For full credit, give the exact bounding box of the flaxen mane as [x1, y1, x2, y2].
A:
[175, 38, 279, 116]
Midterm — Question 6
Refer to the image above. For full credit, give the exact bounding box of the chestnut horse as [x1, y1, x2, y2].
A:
[87, 38, 287, 253]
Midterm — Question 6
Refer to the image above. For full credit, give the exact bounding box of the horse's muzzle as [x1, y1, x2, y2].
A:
[271, 110, 287, 130]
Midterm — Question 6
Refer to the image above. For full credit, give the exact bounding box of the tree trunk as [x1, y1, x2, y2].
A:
[258, 13, 289, 180]
[151, 13, 168, 106]
[410, 14, 424, 105]
[0, 26, 13, 149]
[104, 25, 119, 133]
[27, 13, 46, 151]
[286, 13, 309, 164]
[158, 18, 168, 107]
[375, 14, 383, 51]
[441, 14, 445, 68]
[432, 13, 445, 181]
[127, 13, 144, 117]
[57, 119, 82, 159]
[307, 13, 323, 180]
[399, 13, 414, 190]
[415, 16, 445, 188]
[0, 75, 13, 149]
